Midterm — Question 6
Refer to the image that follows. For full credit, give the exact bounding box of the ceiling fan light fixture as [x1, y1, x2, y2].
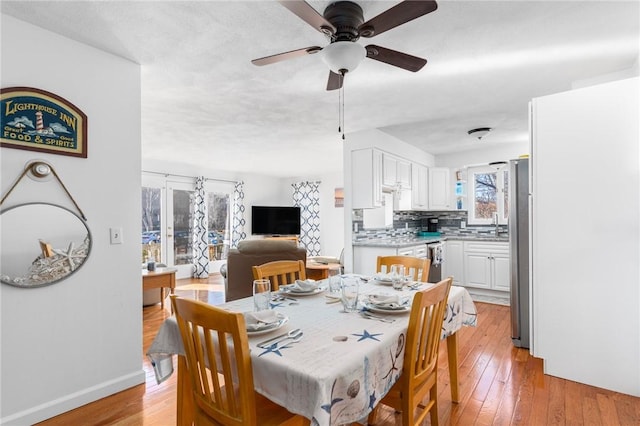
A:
[468, 127, 492, 140]
[321, 41, 366, 74]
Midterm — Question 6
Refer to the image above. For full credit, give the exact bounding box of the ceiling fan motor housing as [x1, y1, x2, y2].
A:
[323, 1, 365, 42]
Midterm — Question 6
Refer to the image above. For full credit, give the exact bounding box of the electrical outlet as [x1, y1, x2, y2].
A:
[110, 227, 123, 244]
[460, 221, 466, 229]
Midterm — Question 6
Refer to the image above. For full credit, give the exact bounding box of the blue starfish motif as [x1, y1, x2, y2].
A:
[321, 397, 344, 414]
[258, 342, 293, 357]
[368, 391, 377, 410]
[352, 329, 382, 342]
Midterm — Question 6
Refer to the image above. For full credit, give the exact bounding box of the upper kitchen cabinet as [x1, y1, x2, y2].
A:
[352, 148, 383, 209]
[428, 167, 451, 210]
[408, 163, 429, 210]
[382, 154, 411, 189]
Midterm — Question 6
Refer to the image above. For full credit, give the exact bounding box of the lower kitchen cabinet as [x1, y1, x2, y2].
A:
[353, 244, 427, 276]
[444, 240, 510, 294]
[464, 241, 509, 292]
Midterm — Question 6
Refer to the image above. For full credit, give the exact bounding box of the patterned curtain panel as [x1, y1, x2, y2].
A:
[192, 176, 209, 278]
[231, 180, 247, 248]
[293, 181, 321, 256]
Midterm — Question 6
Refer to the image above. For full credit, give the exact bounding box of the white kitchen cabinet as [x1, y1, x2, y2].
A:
[352, 148, 383, 209]
[353, 244, 426, 276]
[442, 240, 464, 287]
[383, 154, 411, 189]
[463, 241, 509, 292]
[428, 167, 451, 210]
[410, 163, 429, 210]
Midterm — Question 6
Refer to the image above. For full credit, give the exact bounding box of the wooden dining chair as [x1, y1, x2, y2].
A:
[368, 277, 453, 426]
[376, 255, 431, 282]
[170, 296, 306, 426]
[252, 260, 307, 292]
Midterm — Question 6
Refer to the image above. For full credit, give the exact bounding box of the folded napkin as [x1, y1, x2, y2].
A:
[288, 279, 318, 292]
[367, 294, 410, 309]
[244, 310, 280, 330]
[373, 273, 393, 282]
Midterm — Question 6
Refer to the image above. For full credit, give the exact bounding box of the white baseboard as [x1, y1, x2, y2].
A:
[1, 370, 146, 426]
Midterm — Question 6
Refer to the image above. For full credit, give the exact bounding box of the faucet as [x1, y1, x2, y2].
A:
[494, 213, 500, 236]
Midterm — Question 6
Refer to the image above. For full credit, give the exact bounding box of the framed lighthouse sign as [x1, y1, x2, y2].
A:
[1, 87, 87, 158]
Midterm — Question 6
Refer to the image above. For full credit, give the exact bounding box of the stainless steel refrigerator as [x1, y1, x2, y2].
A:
[509, 158, 529, 348]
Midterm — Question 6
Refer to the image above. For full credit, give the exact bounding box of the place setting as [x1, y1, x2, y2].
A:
[362, 293, 412, 315]
[243, 309, 289, 336]
[278, 279, 324, 296]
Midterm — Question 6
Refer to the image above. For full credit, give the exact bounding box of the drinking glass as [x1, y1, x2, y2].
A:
[327, 275, 341, 295]
[341, 276, 359, 312]
[253, 279, 271, 311]
[390, 264, 406, 290]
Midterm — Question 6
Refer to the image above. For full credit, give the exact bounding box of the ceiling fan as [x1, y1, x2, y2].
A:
[251, 0, 438, 90]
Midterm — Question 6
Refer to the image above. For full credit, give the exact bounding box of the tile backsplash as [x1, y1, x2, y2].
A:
[352, 210, 507, 240]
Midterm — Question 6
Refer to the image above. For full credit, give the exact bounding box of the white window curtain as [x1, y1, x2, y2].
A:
[293, 181, 321, 256]
[231, 180, 246, 248]
[192, 176, 209, 278]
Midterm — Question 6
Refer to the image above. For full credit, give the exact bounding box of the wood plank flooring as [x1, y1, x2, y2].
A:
[37, 274, 639, 425]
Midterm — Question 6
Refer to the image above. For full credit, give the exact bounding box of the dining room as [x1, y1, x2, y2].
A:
[36, 271, 639, 425]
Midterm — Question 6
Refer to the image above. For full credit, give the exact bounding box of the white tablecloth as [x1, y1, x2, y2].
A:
[148, 278, 477, 425]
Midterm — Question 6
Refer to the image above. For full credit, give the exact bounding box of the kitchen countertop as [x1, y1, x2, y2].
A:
[352, 234, 508, 248]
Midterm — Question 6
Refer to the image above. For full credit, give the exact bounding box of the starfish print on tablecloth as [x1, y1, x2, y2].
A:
[258, 342, 296, 357]
[352, 330, 382, 342]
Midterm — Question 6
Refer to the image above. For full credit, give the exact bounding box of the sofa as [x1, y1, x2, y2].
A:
[220, 239, 307, 301]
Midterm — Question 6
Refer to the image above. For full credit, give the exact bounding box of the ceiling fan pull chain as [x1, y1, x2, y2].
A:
[341, 71, 346, 140]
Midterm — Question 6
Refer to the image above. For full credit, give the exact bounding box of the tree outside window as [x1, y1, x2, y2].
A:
[468, 166, 509, 225]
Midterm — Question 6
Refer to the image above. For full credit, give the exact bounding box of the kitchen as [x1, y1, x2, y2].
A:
[343, 74, 639, 400]
[348, 145, 514, 305]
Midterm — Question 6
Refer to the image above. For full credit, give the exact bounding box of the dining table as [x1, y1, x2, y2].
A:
[147, 276, 477, 425]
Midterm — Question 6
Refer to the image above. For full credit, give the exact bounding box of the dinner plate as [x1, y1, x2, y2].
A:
[363, 302, 411, 315]
[246, 313, 289, 335]
[372, 278, 393, 286]
[279, 288, 324, 296]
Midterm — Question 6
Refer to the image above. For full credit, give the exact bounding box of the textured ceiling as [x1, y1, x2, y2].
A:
[2, 1, 639, 177]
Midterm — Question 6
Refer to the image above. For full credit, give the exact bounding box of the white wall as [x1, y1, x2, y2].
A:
[531, 77, 639, 396]
[1, 15, 144, 424]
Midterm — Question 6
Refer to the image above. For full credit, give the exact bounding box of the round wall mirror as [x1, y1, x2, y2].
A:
[1, 202, 92, 288]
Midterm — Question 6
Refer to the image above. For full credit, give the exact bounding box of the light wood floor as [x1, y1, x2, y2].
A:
[37, 274, 640, 425]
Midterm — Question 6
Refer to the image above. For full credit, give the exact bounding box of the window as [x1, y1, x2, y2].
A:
[141, 186, 162, 264]
[467, 166, 509, 225]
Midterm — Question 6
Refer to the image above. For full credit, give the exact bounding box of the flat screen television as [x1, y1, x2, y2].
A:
[251, 206, 301, 236]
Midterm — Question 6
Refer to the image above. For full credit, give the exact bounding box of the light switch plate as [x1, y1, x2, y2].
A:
[110, 227, 123, 244]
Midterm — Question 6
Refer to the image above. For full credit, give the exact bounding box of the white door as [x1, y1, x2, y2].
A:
[166, 180, 196, 278]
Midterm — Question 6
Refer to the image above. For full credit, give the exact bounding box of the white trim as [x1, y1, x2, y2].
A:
[1, 371, 145, 425]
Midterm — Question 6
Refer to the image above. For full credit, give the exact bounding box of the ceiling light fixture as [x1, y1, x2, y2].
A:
[468, 127, 492, 140]
[489, 161, 508, 170]
[320, 41, 366, 74]
[321, 42, 366, 141]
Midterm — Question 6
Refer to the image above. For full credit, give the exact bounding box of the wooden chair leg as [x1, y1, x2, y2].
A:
[446, 333, 460, 403]
[367, 404, 381, 425]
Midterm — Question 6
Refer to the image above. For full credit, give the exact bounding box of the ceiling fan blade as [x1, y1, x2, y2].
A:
[251, 46, 322, 66]
[278, 0, 336, 36]
[365, 45, 427, 72]
[359, 0, 438, 38]
[326, 71, 343, 91]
